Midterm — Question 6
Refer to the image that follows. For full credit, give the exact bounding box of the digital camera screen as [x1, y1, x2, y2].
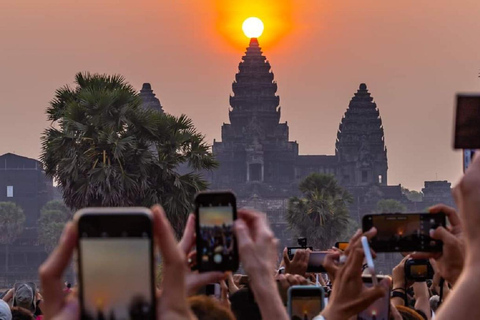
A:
[357, 282, 389, 320]
[291, 296, 322, 320]
[198, 205, 235, 269]
[80, 238, 153, 319]
[410, 264, 428, 278]
[365, 214, 445, 252]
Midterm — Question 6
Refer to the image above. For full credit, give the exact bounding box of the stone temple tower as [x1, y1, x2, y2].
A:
[335, 83, 388, 187]
[140, 83, 164, 113]
[212, 38, 299, 197]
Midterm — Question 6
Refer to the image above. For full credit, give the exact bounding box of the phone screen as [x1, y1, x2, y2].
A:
[78, 212, 155, 320]
[454, 94, 480, 149]
[196, 192, 238, 272]
[357, 281, 389, 320]
[291, 294, 323, 320]
[335, 242, 349, 251]
[363, 213, 445, 252]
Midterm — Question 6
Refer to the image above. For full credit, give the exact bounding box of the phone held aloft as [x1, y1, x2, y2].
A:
[195, 191, 239, 272]
[287, 285, 325, 320]
[405, 259, 434, 282]
[76, 207, 156, 320]
[362, 213, 446, 252]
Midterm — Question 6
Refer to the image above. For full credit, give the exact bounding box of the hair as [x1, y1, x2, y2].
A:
[188, 296, 235, 320]
[395, 305, 426, 320]
[10, 307, 34, 320]
[229, 288, 262, 320]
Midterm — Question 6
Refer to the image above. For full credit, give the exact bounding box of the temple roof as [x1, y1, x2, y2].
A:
[140, 83, 164, 113]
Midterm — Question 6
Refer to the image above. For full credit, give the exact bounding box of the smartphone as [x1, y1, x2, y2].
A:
[287, 246, 313, 260]
[307, 251, 328, 273]
[195, 191, 239, 272]
[358, 275, 390, 320]
[362, 213, 446, 252]
[287, 285, 325, 320]
[76, 208, 156, 320]
[454, 94, 480, 149]
[405, 259, 434, 282]
[334, 242, 349, 251]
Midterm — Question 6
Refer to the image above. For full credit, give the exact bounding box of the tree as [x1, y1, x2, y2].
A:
[41, 72, 217, 236]
[0, 202, 25, 273]
[38, 200, 73, 252]
[286, 173, 353, 249]
[374, 199, 407, 213]
[401, 187, 424, 202]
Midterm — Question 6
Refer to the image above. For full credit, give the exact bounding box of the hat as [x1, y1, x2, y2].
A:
[0, 300, 11, 320]
[13, 283, 36, 313]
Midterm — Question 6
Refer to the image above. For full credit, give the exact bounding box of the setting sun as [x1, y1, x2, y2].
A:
[242, 17, 264, 38]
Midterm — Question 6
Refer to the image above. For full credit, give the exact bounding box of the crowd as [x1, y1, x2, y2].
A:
[0, 153, 479, 320]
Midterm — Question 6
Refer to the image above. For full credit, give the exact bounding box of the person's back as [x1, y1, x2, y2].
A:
[188, 295, 235, 320]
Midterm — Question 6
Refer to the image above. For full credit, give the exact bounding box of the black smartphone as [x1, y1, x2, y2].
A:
[405, 259, 434, 282]
[334, 242, 349, 251]
[195, 191, 239, 272]
[454, 94, 480, 149]
[76, 208, 156, 320]
[307, 251, 328, 273]
[287, 246, 313, 260]
[362, 213, 446, 252]
[358, 275, 390, 320]
[287, 285, 325, 320]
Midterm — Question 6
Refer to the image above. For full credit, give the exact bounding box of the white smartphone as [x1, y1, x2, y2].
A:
[361, 236, 378, 286]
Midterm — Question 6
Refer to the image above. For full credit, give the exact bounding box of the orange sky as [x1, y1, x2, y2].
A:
[1, 0, 479, 191]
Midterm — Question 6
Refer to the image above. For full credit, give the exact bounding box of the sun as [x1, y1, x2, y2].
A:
[242, 17, 264, 38]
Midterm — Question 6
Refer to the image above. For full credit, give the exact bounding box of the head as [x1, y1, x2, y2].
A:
[188, 295, 235, 320]
[230, 288, 261, 320]
[13, 284, 36, 314]
[10, 307, 34, 320]
[0, 300, 12, 320]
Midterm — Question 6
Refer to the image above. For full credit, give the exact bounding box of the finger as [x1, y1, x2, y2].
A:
[238, 209, 270, 239]
[430, 226, 455, 245]
[188, 272, 226, 295]
[283, 248, 291, 267]
[304, 250, 310, 264]
[277, 274, 289, 289]
[345, 229, 362, 255]
[429, 204, 461, 228]
[234, 219, 254, 254]
[410, 252, 437, 260]
[178, 213, 195, 254]
[39, 222, 77, 318]
[355, 279, 389, 312]
[286, 274, 300, 286]
[345, 248, 365, 277]
[152, 206, 183, 265]
[323, 253, 340, 278]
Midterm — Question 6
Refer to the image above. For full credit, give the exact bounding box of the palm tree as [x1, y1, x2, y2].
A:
[0, 202, 25, 274]
[41, 72, 217, 235]
[38, 200, 73, 252]
[374, 199, 407, 213]
[286, 173, 353, 249]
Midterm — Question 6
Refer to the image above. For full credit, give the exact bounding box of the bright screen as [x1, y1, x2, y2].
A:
[198, 205, 234, 268]
[291, 296, 322, 320]
[80, 239, 152, 319]
[357, 283, 389, 320]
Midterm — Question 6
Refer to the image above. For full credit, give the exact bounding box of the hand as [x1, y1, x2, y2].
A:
[320, 247, 391, 320]
[226, 272, 240, 295]
[276, 273, 308, 305]
[391, 256, 412, 291]
[411, 205, 464, 284]
[39, 222, 79, 320]
[219, 280, 231, 309]
[178, 214, 226, 296]
[234, 209, 288, 320]
[282, 248, 309, 276]
[152, 205, 196, 320]
[234, 210, 278, 281]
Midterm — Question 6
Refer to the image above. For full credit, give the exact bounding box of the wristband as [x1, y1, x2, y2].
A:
[391, 291, 406, 300]
[392, 287, 406, 292]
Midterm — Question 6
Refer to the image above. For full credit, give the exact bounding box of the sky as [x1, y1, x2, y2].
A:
[1, 0, 479, 191]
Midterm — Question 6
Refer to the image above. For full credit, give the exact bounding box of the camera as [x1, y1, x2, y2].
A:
[405, 259, 434, 282]
[297, 237, 307, 248]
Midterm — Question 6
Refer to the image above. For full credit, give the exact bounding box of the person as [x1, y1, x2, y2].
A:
[0, 300, 12, 320]
[188, 295, 235, 320]
[13, 284, 36, 316]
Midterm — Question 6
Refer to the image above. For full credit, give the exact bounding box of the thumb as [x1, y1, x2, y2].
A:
[356, 277, 390, 312]
[430, 226, 454, 243]
[283, 248, 291, 267]
[53, 299, 79, 320]
[234, 219, 253, 252]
